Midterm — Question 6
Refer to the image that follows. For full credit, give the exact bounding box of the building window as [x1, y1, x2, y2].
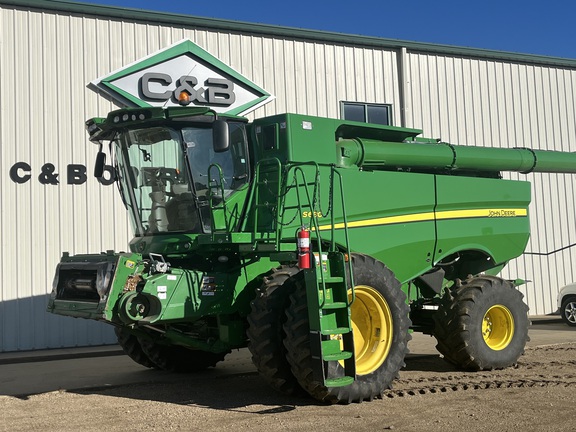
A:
[340, 101, 392, 126]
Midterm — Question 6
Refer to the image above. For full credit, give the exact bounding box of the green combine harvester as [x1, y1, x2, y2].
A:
[47, 103, 576, 403]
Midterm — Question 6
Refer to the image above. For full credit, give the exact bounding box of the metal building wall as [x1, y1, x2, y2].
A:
[0, 6, 130, 351]
[1, 3, 574, 352]
[0, 5, 402, 352]
[403, 54, 576, 315]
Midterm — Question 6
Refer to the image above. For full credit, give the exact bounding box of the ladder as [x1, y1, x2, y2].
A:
[290, 164, 356, 387]
[305, 251, 356, 387]
[249, 161, 357, 387]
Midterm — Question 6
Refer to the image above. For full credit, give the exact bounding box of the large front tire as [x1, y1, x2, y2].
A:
[115, 327, 160, 369]
[139, 340, 229, 373]
[283, 253, 411, 403]
[433, 275, 530, 370]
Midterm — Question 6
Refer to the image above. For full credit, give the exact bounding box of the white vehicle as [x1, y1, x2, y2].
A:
[557, 283, 576, 326]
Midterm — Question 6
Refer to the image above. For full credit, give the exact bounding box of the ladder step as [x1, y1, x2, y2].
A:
[323, 350, 353, 361]
[325, 376, 354, 388]
[321, 327, 353, 336]
[322, 301, 348, 310]
[318, 276, 344, 283]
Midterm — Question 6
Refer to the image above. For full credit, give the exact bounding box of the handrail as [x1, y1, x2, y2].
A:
[246, 160, 355, 306]
[332, 169, 355, 306]
[246, 157, 283, 242]
[207, 163, 229, 233]
[280, 162, 354, 307]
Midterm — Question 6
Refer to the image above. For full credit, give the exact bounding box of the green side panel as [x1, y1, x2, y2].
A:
[136, 256, 278, 323]
[338, 170, 436, 283]
[434, 175, 531, 265]
[130, 269, 243, 324]
[270, 113, 537, 284]
[278, 165, 436, 284]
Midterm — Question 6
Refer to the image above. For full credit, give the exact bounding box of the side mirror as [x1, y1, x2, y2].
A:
[212, 119, 229, 153]
[94, 150, 106, 178]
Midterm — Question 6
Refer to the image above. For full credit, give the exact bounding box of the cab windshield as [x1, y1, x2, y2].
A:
[114, 122, 248, 236]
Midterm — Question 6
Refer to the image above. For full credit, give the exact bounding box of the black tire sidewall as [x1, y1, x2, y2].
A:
[561, 295, 576, 327]
[246, 266, 304, 395]
[438, 277, 529, 370]
[283, 253, 411, 403]
[347, 255, 410, 384]
[114, 327, 159, 369]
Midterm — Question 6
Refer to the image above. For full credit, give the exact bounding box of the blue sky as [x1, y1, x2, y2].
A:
[79, 0, 576, 59]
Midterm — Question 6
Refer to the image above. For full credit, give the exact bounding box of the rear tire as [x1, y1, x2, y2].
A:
[560, 295, 576, 326]
[433, 275, 530, 370]
[283, 253, 411, 403]
[247, 266, 304, 395]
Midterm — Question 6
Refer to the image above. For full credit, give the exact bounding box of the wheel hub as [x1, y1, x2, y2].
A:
[349, 285, 393, 375]
[482, 305, 514, 351]
[564, 301, 576, 323]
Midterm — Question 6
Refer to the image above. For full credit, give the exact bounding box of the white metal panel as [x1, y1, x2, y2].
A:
[0, 7, 130, 352]
[405, 52, 576, 315]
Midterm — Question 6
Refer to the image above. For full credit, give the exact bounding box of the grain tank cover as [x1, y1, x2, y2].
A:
[335, 123, 422, 143]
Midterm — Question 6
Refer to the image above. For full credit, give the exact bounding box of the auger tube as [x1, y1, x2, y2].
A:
[336, 138, 576, 174]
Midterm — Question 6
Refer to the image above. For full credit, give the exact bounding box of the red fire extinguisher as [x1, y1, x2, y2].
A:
[297, 226, 311, 269]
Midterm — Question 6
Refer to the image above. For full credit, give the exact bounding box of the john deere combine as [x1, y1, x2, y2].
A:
[47, 104, 576, 403]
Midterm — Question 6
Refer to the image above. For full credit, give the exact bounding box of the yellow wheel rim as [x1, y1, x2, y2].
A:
[348, 285, 393, 375]
[482, 305, 514, 350]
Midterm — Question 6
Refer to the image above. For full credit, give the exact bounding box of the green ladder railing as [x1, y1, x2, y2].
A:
[289, 164, 356, 387]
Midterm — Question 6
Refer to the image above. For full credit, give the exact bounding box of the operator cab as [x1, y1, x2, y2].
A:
[91, 109, 249, 237]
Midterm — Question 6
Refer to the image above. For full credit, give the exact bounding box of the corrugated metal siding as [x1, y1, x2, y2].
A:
[0, 8, 130, 351]
[1, 4, 575, 351]
[0, 6, 402, 352]
[404, 53, 576, 314]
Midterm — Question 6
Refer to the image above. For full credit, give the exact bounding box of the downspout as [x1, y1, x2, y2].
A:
[397, 46, 408, 128]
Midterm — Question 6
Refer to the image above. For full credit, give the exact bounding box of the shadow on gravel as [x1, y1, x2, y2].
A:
[72, 371, 317, 412]
[402, 355, 459, 373]
[64, 356, 462, 410]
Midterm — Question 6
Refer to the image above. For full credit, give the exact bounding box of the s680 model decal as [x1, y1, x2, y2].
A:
[302, 211, 324, 218]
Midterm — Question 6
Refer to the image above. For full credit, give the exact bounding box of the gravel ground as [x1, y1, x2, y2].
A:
[2, 342, 575, 432]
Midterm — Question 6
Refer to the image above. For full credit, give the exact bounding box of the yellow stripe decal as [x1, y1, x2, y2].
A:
[316, 208, 527, 231]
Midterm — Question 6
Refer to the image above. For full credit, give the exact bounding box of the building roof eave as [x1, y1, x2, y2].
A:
[2, 0, 576, 69]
